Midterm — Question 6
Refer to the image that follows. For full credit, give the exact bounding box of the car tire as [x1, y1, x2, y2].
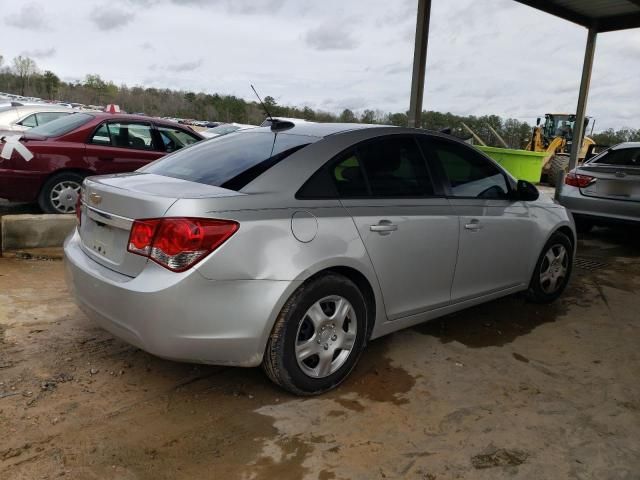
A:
[526, 231, 573, 304]
[548, 154, 569, 187]
[263, 273, 368, 396]
[38, 172, 86, 214]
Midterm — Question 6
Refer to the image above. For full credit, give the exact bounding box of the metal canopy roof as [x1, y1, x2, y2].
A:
[514, 0, 640, 32]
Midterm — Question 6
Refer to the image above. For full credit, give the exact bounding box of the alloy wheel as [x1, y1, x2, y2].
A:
[539, 243, 569, 294]
[295, 295, 358, 379]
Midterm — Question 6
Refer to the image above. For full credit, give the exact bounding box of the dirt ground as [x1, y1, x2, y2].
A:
[1, 227, 639, 480]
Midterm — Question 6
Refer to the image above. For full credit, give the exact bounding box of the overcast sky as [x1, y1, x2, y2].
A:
[1, 0, 639, 130]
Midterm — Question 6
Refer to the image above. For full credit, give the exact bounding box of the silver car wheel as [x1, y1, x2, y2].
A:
[539, 243, 569, 294]
[295, 295, 357, 379]
[50, 180, 81, 213]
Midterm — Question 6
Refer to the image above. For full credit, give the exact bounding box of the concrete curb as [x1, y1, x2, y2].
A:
[1, 214, 76, 254]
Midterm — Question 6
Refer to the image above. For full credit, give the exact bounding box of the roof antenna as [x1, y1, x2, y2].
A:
[251, 84, 273, 123]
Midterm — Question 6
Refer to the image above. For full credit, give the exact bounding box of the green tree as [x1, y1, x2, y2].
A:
[387, 112, 408, 127]
[84, 74, 107, 103]
[302, 106, 316, 121]
[360, 109, 376, 124]
[43, 70, 60, 99]
[339, 108, 357, 123]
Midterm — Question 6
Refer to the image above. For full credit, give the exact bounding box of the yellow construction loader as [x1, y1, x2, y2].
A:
[526, 113, 595, 182]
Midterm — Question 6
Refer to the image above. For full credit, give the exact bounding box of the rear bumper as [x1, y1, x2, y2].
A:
[556, 183, 640, 224]
[0, 168, 46, 202]
[64, 230, 297, 367]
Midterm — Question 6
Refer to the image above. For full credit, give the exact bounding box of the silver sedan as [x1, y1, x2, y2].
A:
[556, 142, 640, 231]
[65, 121, 576, 395]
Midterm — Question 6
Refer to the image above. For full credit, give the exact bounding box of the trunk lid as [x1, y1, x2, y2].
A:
[80, 172, 240, 277]
[578, 164, 640, 203]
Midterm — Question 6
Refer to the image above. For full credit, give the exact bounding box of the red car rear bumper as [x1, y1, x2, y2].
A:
[0, 168, 48, 202]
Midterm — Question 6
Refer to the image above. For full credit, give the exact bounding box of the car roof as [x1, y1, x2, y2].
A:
[0, 104, 73, 112]
[86, 112, 198, 128]
[245, 122, 387, 138]
[611, 142, 640, 150]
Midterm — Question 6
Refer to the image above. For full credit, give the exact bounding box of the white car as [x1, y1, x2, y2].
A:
[200, 123, 257, 139]
[0, 104, 74, 137]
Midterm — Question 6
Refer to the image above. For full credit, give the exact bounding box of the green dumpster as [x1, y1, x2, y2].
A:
[476, 146, 546, 183]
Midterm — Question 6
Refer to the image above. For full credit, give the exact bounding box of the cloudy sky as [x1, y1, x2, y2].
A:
[1, 0, 639, 129]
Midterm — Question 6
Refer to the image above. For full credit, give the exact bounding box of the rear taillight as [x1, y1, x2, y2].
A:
[565, 171, 595, 188]
[76, 191, 82, 225]
[127, 218, 239, 272]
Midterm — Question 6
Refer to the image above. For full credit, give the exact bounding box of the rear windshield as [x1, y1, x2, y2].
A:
[26, 112, 94, 137]
[142, 131, 316, 190]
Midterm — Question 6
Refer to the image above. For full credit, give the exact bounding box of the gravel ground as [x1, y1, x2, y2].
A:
[0, 227, 638, 479]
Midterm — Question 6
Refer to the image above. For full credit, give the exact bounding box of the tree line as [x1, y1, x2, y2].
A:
[1, 54, 638, 148]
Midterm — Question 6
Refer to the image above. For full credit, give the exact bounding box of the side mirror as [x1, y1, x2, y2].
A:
[516, 180, 539, 201]
[536, 117, 541, 126]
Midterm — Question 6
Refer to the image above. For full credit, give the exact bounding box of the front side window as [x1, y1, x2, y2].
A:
[423, 138, 510, 199]
[331, 136, 434, 198]
[90, 122, 154, 150]
[156, 125, 200, 153]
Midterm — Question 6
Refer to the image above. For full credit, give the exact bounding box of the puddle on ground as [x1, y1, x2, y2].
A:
[413, 293, 574, 348]
[332, 337, 417, 405]
[410, 229, 640, 349]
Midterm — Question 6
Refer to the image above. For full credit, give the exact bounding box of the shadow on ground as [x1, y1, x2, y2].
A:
[415, 225, 640, 349]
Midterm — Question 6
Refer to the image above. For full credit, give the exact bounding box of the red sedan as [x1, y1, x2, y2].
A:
[0, 112, 203, 213]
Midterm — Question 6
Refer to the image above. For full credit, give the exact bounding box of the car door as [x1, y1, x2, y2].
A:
[334, 135, 459, 320]
[579, 146, 640, 204]
[84, 121, 161, 174]
[419, 136, 537, 303]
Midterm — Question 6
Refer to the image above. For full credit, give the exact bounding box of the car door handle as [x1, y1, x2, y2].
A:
[99, 156, 114, 161]
[464, 219, 482, 231]
[370, 221, 398, 233]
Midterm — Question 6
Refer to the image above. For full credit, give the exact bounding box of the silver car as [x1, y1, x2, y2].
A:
[556, 142, 640, 231]
[65, 122, 576, 395]
[0, 104, 74, 137]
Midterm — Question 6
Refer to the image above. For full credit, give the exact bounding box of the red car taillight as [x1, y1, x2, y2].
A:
[565, 171, 595, 188]
[127, 218, 239, 272]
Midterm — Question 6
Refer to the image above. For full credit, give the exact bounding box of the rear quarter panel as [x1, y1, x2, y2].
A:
[25, 141, 88, 171]
[165, 199, 388, 343]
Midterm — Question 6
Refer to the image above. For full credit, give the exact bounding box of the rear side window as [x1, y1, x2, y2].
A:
[592, 148, 640, 166]
[142, 131, 315, 190]
[299, 136, 434, 199]
[355, 136, 433, 197]
[422, 138, 510, 199]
